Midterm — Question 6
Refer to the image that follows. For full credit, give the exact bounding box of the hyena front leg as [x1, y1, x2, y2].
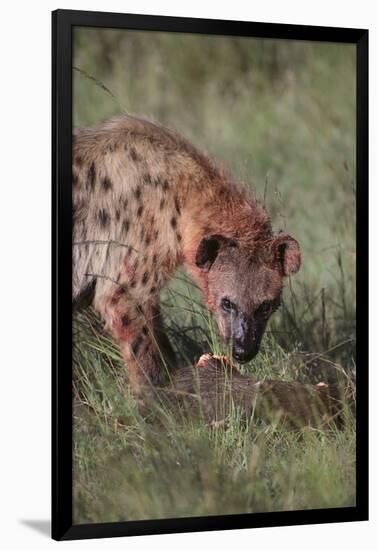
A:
[95, 285, 173, 393]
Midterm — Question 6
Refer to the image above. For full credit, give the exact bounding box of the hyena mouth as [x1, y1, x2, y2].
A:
[232, 347, 259, 363]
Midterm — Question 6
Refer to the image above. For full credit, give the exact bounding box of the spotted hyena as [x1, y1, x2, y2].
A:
[73, 115, 301, 393]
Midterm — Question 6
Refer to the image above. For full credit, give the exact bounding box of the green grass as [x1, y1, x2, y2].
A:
[72, 30, 356, 523]
[73, 305, 355, 523]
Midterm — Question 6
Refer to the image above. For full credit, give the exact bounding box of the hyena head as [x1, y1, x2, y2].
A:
[195, 233, 301, 362]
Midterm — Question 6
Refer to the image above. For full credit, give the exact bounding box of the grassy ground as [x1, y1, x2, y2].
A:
[72, 30, 356, 523]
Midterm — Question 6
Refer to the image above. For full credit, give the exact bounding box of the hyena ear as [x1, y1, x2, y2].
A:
[195, 235, 234, 271]
[272, 234, 301, 276]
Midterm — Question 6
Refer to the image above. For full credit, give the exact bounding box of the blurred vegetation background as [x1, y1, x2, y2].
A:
[72, 28, 356, 524]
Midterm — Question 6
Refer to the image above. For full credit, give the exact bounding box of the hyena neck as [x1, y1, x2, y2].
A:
[180, 176, 272, 293]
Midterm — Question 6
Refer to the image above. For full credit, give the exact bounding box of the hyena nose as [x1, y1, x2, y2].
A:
[234, 333, 254, 350]
[232, 338, 259, 363]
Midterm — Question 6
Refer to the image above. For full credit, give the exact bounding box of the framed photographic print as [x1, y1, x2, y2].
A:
[52, 9, 368, 541]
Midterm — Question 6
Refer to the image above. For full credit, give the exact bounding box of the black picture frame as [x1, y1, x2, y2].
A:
[52, 9, 369, 541]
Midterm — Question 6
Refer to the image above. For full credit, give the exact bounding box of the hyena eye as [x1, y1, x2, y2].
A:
[221, 298, 237, 313]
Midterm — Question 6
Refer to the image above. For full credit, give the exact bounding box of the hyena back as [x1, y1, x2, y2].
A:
[73, 115, 301, 393]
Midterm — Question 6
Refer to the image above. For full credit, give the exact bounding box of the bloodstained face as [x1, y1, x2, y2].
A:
[195, 234, 301, 363]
